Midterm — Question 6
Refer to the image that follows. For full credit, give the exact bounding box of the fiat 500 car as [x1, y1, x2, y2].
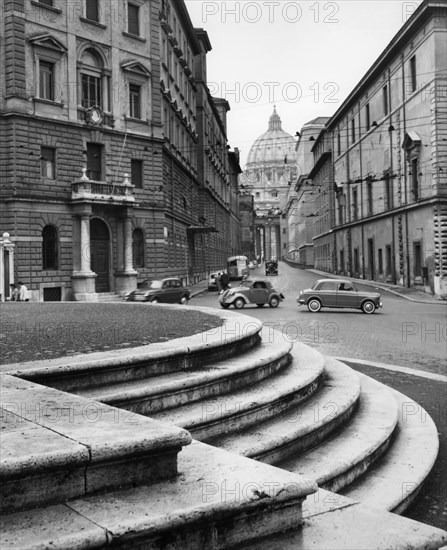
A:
[297, 279, 382, 314]
[219, 278, 284, 309]
[125, 277, 191, 304]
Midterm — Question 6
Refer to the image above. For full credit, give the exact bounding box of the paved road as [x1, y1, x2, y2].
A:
[192, 261, 447, 530]
[193, 261, 447, 377]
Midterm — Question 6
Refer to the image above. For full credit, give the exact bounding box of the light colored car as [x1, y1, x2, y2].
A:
[297, 279, 382, 314]
[125, 278, 191, 304]
[219, 278, 284, 309]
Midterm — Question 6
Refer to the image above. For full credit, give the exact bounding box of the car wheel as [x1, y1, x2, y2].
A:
[180, 295, 189, 305]
[151, 298, 159, 304]
[256, 303, 265, 308]
[307, 299, 321, 313]
[269, 296, 279, 308]
[233, 298, 245, 309]
[362, 300, 376, 314]
[221, 304, 230, 309]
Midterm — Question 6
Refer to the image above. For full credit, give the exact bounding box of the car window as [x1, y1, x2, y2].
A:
[149, 280, 163, 289]
[317, 281, 336, 291]
[253, 281, 267, 289]
[338, 283, 355, 291]
[173, 280, 181, 288]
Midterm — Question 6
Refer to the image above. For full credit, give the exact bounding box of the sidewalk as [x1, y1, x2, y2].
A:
[308, 268, 446, 305]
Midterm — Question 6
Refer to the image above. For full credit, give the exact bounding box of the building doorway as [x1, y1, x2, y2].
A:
[90, 218, 110, 292]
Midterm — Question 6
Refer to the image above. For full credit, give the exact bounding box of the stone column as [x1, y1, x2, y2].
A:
[71, 207, 97, 301]
[114, 211, 137, 295]
[80, 215, 92, 273]
[123, 216, 134, 273]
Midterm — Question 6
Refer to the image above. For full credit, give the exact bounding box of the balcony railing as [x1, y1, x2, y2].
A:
[71, 169, 135, 204]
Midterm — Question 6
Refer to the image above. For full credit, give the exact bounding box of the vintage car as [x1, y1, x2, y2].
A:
[219, 278, 284, 309]
[125, 277, 191, 304]
[265, 260, 278, 276]
[297, 279, 382, 314]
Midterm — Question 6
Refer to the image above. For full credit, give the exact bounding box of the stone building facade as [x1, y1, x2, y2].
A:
[0, 0, 241, 301]
[305, 0, 446, 298]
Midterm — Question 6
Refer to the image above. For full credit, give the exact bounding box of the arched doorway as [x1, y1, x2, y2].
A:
[90, 218, 110, 292]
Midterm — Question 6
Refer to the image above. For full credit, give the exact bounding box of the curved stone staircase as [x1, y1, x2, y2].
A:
[0, 305, 446, 550]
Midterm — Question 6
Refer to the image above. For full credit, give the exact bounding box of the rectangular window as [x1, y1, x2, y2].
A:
[413, 242, 422, 276]
[352, 188, 358, 220]
[127, 3, 140, 35]
[367, 181, 373, 214]
[351, 118, 355, 143]
[384, 173, 393, 209]
[386, 245, 392, 276]
[86, 143, 102, 180]
[378, 248, 383, 274]
[337, 133, 341, 156]
[410, 55, 417, 92]
[39, 61, 54, 101]
[129, 83, 141, 119]
[40, 147, 55, 179]
[340, 249, 344, 272]
[86, 0, 99, 22]
[81, 74, 102, 108]
[411, 158, 419, 200]
[365, 103, 370, 131]
[383, 85, 389, 116]
[131, 159, 143, 188]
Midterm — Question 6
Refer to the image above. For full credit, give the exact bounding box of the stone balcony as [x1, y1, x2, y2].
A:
[71, 169, 135, 205]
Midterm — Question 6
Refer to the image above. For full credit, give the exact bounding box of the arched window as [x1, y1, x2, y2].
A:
[42, 225, 58, 270]
[132, 228, 145, 268]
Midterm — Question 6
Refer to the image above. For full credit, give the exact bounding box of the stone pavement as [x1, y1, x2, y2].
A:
[190, 269, 446, 305]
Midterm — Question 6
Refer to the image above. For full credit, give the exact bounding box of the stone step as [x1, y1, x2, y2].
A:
[0, 375, 191, 513]
[150, 342, 326, 442]
[2, 311, 262, 392]
[96, 293, 121, 302]
[0, 440, 318, 550]
[232, 488, 447, 550]
[76, 329, 293, 415]
[212, 356, 361, 465]
[277, 372, 399, 493]
[341, 380, 441, 514]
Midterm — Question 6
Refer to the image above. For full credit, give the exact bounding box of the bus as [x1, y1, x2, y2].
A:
[227, 255, 250, 280]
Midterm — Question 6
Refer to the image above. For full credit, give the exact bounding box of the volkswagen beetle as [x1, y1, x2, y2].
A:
[219, 278, 284, 309]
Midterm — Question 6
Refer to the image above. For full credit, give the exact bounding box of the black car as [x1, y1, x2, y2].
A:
[125, 278, 191, 304]
[265, 260, 278, 276]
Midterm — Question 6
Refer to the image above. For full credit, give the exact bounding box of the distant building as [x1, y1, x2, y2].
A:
[285, 117, 329, 267]
[241, 107, 297, 261]
[0, 0, 241, 301]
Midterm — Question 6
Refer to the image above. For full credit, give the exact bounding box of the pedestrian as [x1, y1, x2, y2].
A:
[10, 283, 19, 301]
[18, 282, 29, 302]
[220, 271, 230, 291]
[216, 272, 222, 293]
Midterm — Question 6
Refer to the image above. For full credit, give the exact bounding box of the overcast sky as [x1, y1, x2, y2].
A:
[184, 0, 423, 168]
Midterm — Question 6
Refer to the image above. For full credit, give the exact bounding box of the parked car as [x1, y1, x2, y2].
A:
[208, 272, 222, 291]
[219, 278, 284, 309]
[297, 279, 382, 314]
[125, 278, 191, 304]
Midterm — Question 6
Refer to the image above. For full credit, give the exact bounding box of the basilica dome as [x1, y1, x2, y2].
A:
[246, 107, 297, 166]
